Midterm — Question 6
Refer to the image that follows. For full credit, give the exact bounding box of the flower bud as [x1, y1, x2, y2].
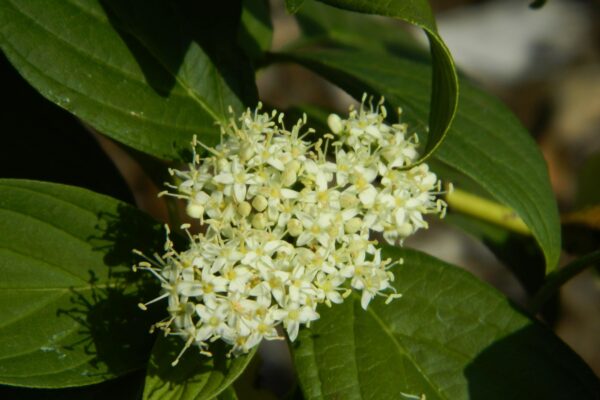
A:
[251, 213, 267, 229]
[252, 195, 268, 212]
[287, 219, 303, 237]
[240, 146, 254, 162]
[282, 168, 297, 187]
[186, 202, 204, 219]
[217, 158, 229, 172]
[340, 192, 358, 209]
[327, 113, 343, 134]
[344, 217, 362, 234]
[237, 201, 252, 217]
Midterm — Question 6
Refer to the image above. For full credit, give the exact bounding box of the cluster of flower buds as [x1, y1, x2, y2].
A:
[135, 95, 447, 364]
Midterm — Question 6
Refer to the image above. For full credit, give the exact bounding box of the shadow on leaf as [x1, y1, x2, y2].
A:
[53, 204, 165, 381]
[98, 0, 257, 107]
[147, 335, 219, 386]
[0, 53, 133, 203]
[465, 323, 600, 399]
[143, 334, 255, 400]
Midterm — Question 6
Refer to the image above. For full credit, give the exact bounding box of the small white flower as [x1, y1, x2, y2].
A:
[195, 302, 232, 342]
[272, 303, 319, 341]
[316, 273, 346, 306]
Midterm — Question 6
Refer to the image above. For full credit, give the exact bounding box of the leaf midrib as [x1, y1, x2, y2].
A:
[0, 282, 121, 331]
[5, 0, 224, 135]
[1, 17, 210, 134]
[92, 2, 225, 123]
[361, 297, 450, 400]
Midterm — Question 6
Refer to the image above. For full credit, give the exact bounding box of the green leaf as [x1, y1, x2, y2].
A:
[216, 386, 238, 400]
[529, 0, 547, 10]
[0, 371, 145, 400]
[276, 47, 560, 271]
[0, 179, 164, 388]
[293, 1, 424, 59]
[292, 247, 600, 399]
[445, 213, 545, 294]
[0, 0, 257, 161]
[575, 152, 600, 208]
[312, 0, 458, 164]
[143, 335, 254, 400]
[239, 0, 273, 65]
[286, 0, 306, 14]
[530, 249, 600, 313]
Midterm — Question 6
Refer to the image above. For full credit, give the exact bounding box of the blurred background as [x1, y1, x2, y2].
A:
[1, 0, 598, 396]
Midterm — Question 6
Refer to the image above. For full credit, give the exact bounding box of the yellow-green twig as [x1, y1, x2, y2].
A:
[445, 188, 531, 236]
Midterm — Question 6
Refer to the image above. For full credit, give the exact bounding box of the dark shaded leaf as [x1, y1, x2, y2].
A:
[0, 179, 164, 387]
[292, 247, 599, 399]
[286, 0, 306, 14]
[239, 0, 273, 65]
[530, 249, 600, 313]
[0, 0, 257, 161]
[575, 152, 600, 209]
[293, 1, 425, 60]
[0, 52, 132, 203]
[143, 335, 254, 400]
[445, 212, 545, 294]
[0, 370, 145, 400]
[529, 0, 547, 10]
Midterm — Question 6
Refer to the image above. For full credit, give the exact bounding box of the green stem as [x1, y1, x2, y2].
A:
[445, 188, 531, 235]
[529, 249, 600, 313]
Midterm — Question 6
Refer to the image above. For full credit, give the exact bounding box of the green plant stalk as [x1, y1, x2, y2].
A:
[529, 249, 600, 313]
[446, 188, 531, 235]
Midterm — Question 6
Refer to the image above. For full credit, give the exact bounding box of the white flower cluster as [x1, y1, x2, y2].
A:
[136, 96, 447, 364]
